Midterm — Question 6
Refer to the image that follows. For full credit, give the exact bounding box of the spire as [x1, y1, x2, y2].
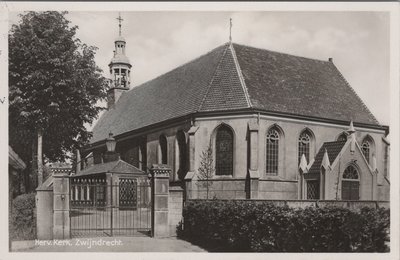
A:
[117, 12, 124, 36]
[347, 121, 356, 154]
[229, 18, 232, 43]
[321, 148, 331, 170]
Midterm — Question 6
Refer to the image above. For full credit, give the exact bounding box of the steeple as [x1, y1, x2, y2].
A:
[107, 12, 132, 109]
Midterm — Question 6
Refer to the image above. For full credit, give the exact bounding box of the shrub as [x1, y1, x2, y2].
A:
[179, 200, 390, 252]
[10, 193, 36, 241]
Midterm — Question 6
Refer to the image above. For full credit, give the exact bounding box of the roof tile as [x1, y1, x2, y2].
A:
[308, 141, 347, 174]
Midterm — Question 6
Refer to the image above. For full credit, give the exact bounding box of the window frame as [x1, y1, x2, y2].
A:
[215, 124, 234, 176]
[265, 125, 284, 176]
[341, 164, 360, 200]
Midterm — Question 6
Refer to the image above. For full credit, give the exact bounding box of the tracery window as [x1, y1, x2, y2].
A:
[361, 136, 374, 164]
[298, 130, 312, 164]
[342, 165, 360, 200]
[216, 125, 234, 176]
[266, 128, 280, 175]
[337, 132, 347, 142]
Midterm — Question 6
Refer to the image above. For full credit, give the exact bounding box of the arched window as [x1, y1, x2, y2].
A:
[298, 129, 313, 164]
[176, 131, 188, 181]
[341, 165, 360, 200]
[215, 125, 234, 176]
[266, 127, 280, 175]
[159, 135, 168, 164]
[337, 132, 347, 142]
[361, 136, 374, 164]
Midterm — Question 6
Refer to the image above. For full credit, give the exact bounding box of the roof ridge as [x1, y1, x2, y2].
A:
[197, 43, 230, 112]
[329, 62, 380, 125]
[229, 43, 252, 108]
[232, 42, 331, 63]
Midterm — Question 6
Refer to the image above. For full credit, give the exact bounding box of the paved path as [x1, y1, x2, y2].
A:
[13, 236, 206, 252]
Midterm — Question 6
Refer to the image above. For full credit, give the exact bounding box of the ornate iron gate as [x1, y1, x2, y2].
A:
[70, 177, 152, 237]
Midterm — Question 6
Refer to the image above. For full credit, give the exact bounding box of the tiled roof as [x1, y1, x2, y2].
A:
[308, 141, 347, 174]
[233, 44, 378, 125]
[91, 42, 380, 144]
[75, 159, 145, 177]
[91, 43, 231, 143]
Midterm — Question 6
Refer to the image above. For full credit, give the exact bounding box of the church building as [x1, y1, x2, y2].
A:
[80, 18, 390, 202]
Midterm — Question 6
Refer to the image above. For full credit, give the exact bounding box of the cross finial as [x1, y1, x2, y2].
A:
[117, 12, 124, 36]
[229, 18, 233, 42]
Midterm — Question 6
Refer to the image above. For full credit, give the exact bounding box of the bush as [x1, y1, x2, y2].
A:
[10, 193, 36, 241]
[178, 200, 390, 252]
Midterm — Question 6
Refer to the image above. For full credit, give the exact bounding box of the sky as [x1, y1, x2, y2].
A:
[8, 11, 390, 126]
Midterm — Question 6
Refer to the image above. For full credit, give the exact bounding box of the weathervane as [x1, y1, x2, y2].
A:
[229, 18, 233, 42]
[117, 12, 124, 36]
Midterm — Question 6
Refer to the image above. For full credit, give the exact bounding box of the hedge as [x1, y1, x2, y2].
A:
[10, 193, 36, 241]
[178, 200, 390, 252]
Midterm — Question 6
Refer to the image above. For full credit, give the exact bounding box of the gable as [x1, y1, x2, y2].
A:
[308, 141, 347, 174]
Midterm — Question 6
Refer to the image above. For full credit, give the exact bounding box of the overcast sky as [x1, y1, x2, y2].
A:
[9, 11, 390, 126]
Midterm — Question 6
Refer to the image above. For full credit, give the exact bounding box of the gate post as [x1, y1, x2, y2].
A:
[53, 173, 70, 239]
[151, 164, 170, 237]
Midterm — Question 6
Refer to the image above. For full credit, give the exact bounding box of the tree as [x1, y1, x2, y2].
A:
[9, 11, 108, 187]
[196, 145, 215, 199]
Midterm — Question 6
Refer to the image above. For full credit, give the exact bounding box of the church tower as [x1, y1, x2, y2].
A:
[107, 13, 132, 109]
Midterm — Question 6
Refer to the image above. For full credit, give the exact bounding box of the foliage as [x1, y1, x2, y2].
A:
[196, 145, 215, 199]
[179, 200, 390, 252]
[9, 11, 108, 165]
[10, 193, 36, 241]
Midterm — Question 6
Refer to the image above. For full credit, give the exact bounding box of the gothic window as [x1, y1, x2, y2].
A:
[342, 165, 360, 200]
[159, 135, 168, 165]
[361, 136, 374, 164]
[298, 130, 313, 164]
[216, 125, 234, 176]
[176, 131, 188, 181]
[266, 127, 280, 175]
[337, 132, 347, 142]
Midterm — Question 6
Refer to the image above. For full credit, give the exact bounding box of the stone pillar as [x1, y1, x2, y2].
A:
[168, 186, 184, 236]
[185, 125, 199, 200]
[53, 173, 70, 239]
[248, 120, 259, 199]
[36, 189, 53, 240]
[151, 164, 170, 237]
[188, 125, 199, 172]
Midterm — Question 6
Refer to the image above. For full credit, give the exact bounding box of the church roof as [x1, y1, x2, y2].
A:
[90, 42, 381, 144]
[308, 141, 347, 174]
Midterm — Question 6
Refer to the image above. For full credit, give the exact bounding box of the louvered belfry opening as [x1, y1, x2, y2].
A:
[216, 125, 234, 176]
